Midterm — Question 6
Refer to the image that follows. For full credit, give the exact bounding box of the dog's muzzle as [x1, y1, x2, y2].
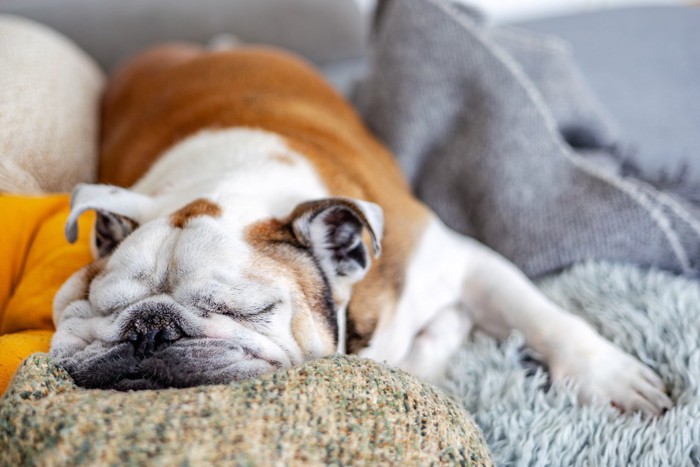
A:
[53, 299, 283, 391]
[121, 301, 187, 358]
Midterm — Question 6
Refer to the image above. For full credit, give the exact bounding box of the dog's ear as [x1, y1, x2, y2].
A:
[65, 184, 157, 258]
[290, 197, 383, 284]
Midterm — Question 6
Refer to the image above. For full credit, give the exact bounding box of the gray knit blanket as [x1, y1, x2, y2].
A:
[354, 0, 700, 279]
[354, 0, 700, 464]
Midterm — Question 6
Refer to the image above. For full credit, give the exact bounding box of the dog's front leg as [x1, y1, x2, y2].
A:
[460, 236, 672, 416]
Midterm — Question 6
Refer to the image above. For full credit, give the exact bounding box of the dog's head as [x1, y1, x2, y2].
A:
[51, 184, 382, 390]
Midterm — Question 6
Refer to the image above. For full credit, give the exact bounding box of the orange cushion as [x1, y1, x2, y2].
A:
[0, 194, 93, 394]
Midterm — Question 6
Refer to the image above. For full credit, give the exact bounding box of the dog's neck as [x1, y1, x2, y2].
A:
[129, 128, 330, 223]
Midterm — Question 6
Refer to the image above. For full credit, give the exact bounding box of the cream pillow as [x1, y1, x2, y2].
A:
[0, 15, 104, 194]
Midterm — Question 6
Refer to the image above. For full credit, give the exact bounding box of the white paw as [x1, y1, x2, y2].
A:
[550, 337, 672, 417]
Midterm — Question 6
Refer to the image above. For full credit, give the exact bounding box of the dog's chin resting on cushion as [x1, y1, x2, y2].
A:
[51, 43, 671, 416]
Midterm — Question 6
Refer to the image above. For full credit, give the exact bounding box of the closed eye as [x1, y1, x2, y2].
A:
[253, 301, 279, 315]
[192, 296, 280, 321]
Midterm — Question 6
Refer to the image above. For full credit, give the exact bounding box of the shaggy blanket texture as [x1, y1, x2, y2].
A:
[445, 261, 700, 465]
[0, 354, 491, 466]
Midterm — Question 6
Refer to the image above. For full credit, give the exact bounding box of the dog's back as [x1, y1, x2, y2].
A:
[101, 45, 400, 190]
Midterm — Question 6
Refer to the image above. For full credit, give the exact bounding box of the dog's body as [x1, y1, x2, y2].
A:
[51, 45, 670, 415]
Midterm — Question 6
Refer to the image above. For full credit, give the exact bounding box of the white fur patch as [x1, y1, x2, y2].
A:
[360, 215, 473, 366]
[131, 128, 329, 225]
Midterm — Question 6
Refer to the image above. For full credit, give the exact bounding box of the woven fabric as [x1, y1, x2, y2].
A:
[0, 354, 492, 466]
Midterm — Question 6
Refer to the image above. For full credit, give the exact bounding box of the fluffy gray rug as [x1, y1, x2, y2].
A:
[445, 261, 700, 465]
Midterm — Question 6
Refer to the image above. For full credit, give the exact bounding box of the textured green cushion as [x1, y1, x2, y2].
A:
[0, 354, 491, 465]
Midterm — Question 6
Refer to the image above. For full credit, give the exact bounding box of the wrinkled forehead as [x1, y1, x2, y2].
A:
[102, 199, 257, 278]
[92, 208, 296, 310]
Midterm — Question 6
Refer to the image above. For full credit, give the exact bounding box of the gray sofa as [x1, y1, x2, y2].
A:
[520, 6, 700, 180]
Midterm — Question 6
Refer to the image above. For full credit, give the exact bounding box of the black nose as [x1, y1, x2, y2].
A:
[123, 305, 185, 358]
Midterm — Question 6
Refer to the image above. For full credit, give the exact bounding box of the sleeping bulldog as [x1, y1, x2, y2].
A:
[51, 43, 671, 416]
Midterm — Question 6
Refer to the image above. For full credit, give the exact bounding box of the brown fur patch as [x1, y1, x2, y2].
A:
[170, 199, 222, 228]
[245, 219, 337, 354]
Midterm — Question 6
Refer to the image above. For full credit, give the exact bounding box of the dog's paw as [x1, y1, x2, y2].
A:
[549, 337, 672, 417]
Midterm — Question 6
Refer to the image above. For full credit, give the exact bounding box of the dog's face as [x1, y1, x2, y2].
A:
[51, 184, 382, 390]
